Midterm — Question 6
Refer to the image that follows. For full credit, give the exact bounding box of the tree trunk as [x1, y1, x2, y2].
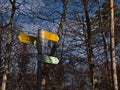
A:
[43, 1, 71, 90]
[1, 0, 16, 90]
[83, 0, 98, 90]
[50, 0, 71, 56]
[98, 0, 112, 89]
[0, 20, 4, 89]
[110, 0, 118, 90]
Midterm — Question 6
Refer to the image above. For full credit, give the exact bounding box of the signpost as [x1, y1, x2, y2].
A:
[18, 34, 37, 44]
[44, 31, 59, 42]
[18, 30, 59, 44]
[18, 29, 59, 90]
[44, 55, 59, 64]
[36, 29, 44, 90]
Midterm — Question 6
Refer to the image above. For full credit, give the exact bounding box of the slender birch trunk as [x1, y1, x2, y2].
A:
[110, 0, 118, 90]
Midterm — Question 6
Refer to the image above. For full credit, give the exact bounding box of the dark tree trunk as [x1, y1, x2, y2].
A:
[83, 0, 98, 90]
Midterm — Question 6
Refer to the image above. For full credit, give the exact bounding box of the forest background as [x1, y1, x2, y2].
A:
[0, 0, 120, 90]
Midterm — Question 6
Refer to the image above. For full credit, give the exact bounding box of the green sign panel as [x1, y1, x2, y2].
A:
[44, 55, 59, 64]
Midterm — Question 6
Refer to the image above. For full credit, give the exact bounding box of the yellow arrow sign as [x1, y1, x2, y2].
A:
[18, 34, 37, 44]
[18, 31, 59, 44]
[44, 31, 59, 42]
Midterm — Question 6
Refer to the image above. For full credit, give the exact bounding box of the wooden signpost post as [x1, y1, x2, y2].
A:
[36, 29, 44, 90]
[18, 29, 59, 90]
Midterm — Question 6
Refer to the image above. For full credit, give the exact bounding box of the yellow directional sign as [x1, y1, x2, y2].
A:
[18, 31, 59, 44]
[18, 34, 37, 44]
[44, 31, 59, 42]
